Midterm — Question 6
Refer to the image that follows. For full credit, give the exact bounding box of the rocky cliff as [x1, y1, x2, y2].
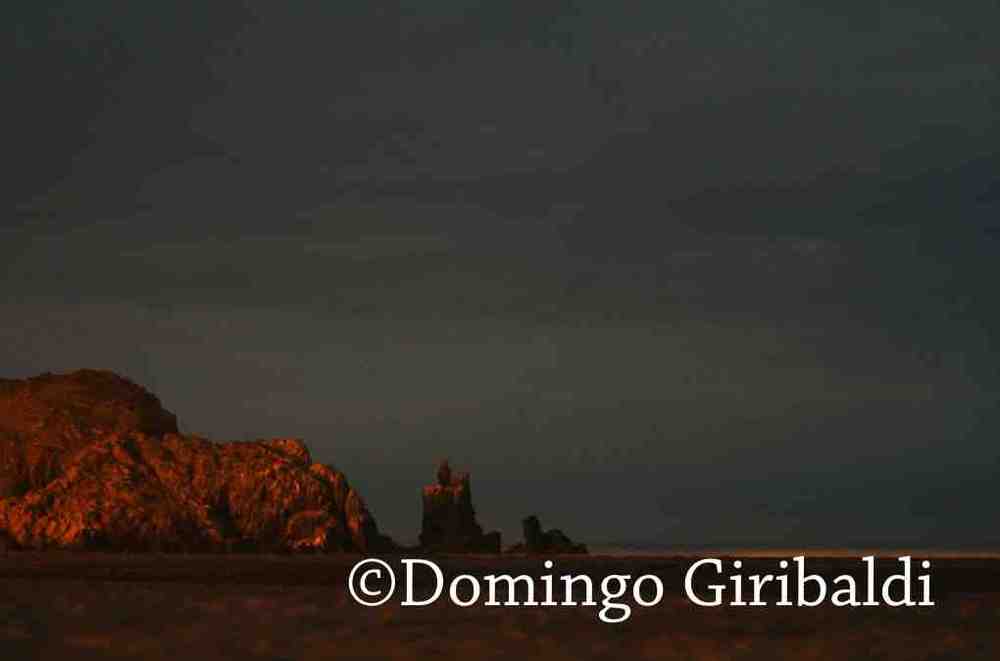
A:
[0, 370, 391, 552]
[0, 369, 178, 497]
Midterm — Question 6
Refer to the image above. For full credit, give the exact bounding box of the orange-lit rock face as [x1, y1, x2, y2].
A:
[0, 369, 178, 496]
[0, 371, 389, 552]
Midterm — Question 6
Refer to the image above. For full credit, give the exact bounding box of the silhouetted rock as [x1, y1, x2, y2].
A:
[509, 515, 587, 554]
[420, 461, 500, 552]
[0, 370, 393, 553]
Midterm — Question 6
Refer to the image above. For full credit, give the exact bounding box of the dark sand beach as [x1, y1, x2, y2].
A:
[2, 552, 997, 660]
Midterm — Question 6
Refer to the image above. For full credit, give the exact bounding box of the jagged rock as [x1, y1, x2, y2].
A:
[0, 370, 393, 553]
[508, 515, 587, 554]
[419, 460, 500, 553]
[0, 369, 178, 496]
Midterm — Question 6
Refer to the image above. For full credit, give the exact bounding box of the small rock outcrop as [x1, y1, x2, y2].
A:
[419, 460, 500, 553]
[509, 515, 587, 554]
[0, 370, 393, 552]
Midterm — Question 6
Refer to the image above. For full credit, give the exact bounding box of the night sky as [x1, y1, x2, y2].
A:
[7, 2, 999, 547]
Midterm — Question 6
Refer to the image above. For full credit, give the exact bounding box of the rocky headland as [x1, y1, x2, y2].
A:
[0, 370, 391, 552]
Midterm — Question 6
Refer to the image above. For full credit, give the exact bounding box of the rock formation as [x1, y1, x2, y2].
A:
[509, 515, 587, 554]
[419, 460, 500, 553]
[0, 370, 392, 552]
[0, 369, 178, 497]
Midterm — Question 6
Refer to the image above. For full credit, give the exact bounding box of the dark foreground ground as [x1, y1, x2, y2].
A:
[1, 552, 998, 660]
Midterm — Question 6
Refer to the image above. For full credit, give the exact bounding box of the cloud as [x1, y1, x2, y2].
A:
[301, 235, 454, 261]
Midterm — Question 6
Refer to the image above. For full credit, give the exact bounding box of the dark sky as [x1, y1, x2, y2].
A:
[6, 1, 1000, 547]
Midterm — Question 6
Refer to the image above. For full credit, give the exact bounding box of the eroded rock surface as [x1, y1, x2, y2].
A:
[0, 370, 391, 552]
[419, 460, 500, 553]
[0, 369, 178, 496]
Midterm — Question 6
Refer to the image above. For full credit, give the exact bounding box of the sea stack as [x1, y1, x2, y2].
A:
[419, 460, 501, 553]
